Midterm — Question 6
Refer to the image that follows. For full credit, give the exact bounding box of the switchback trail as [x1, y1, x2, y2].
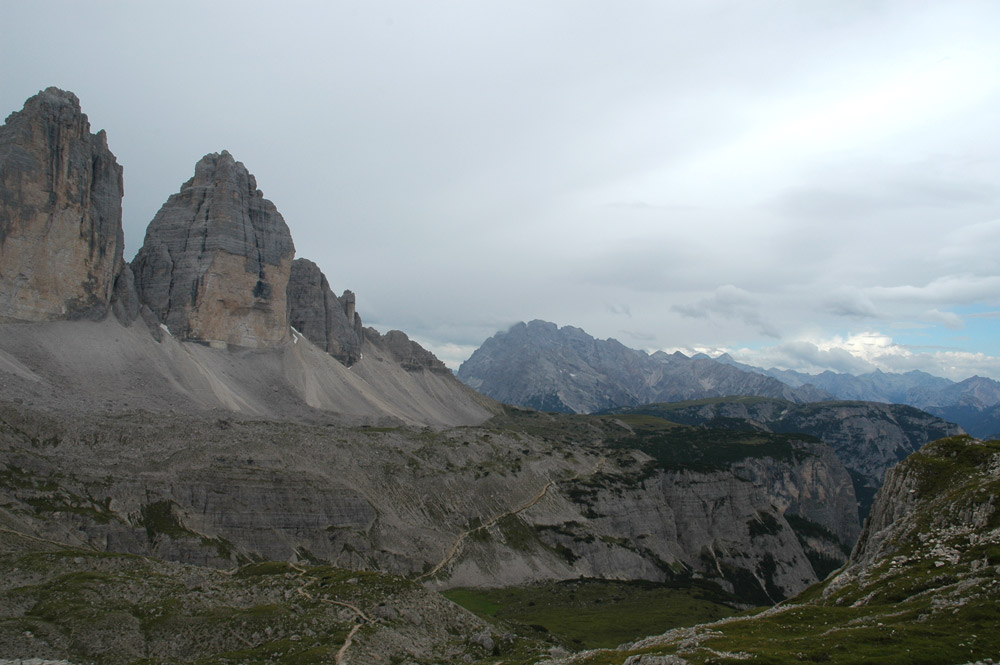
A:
[415, 455, 606, 583]
[290, 561, 374, 664]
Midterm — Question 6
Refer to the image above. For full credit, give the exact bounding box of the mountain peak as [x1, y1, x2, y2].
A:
[131, 151, 295, 348]
[0, 86, 125, 322]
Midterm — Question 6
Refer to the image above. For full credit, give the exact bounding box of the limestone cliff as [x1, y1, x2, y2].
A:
[537, 438, 1000, 665]
[131, 151, 295, 348]
[0, 405, 855, 603]
[610, 398, 963, 520]
[287, 258, 364, 365]
[0, 87, 124, 321]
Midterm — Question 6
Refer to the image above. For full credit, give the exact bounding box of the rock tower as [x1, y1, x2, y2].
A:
[0, 87, 125, 321]
[286, 258, 364, 365]
[132, 151, 295, 348]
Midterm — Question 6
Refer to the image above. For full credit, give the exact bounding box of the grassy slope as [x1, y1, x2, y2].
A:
[0, 537, 549, 665]
[444, 579, 740, 650]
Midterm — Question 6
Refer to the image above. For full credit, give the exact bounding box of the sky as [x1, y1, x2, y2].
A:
[3, 1, 1000, 380]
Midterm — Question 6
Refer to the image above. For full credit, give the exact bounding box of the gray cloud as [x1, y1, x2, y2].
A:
[762, 341, 877, 375]
[606, 303, 632, 317]
[823, 290, 880, 318]
[673, 286, 780, 338]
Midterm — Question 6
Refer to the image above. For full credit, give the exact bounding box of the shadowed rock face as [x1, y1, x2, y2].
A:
[132, 151, 295, 348]
[0, 87, 124, 321]
[366, 328, 450, 373]
[287, 258, 364, 366]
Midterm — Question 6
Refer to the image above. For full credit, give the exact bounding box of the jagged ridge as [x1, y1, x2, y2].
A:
[458, 320, 829, 414]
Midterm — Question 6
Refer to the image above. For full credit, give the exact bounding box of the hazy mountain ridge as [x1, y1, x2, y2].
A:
[462, 319, 999, 438]
[717, 354, 1000, 438]
[458, 320, 826, 414]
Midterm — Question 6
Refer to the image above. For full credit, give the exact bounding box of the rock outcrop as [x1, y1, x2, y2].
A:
[131, 151, 295, 348]
[0, 87, 125, 321]
[366, 328, 450, 373]
[287, 258, 363, 365]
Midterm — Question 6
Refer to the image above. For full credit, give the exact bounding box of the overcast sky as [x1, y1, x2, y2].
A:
[4, 1, 1000, 379]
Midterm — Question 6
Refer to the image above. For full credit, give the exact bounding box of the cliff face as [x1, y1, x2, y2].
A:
[286, 258, 364, 365]
[0, 87, 124, 321]
[519, 442, 853, 604]
[132, 151, 295, 348]
[0, 406, 855, 603]
[616, 398, 964, 520]
[532, 440, 1000, 665]
[835, 435, 1000, 576]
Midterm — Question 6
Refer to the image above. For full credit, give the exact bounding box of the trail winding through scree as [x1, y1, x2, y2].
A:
[415, 455, 606, 583]
[290, 562, 374, 664]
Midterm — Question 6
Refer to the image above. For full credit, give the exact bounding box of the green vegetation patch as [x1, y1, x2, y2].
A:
[443, 578, 740, 650]
[602, 416, 814, 472]
[907, 436, 1000, 499]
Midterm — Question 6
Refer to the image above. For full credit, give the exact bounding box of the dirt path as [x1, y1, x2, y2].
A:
[0, 524, 98, 551]
[335, 623, 363, 664]
[415, 455, 606, 582]
[289, 562, 374, 664]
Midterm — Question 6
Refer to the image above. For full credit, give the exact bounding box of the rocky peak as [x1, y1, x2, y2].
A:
[366, 328, 450, 373]
[131, 151, 295, 348]
[0, 86, 125, 321]
[287, 258, 364, 365]
[458, 319, 818, 413]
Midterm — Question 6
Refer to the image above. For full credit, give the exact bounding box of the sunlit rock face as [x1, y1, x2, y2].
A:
[0, 87, 125, 321]
[132, 151, 295, 348]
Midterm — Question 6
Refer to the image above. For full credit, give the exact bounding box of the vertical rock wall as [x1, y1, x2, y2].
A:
[287, 258, 364, 366]
[0, 87, 124, 321]
[131, 151, 295, 348]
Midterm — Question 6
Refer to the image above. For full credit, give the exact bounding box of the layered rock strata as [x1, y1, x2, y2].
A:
[287, 258, 364, 365]
[132, 151, 295, 348]
[0, 87, 125, 321]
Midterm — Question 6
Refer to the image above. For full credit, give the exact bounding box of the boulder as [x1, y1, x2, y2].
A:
[131, 151, 295, 348]
[0, 87, 125, 321]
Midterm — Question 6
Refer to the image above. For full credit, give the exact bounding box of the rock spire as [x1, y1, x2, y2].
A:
[131, 151, 295, 348]
[287, 258, 364, 365]
[0, 87, 125, 321]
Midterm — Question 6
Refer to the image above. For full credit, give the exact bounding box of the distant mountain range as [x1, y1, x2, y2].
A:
[457, 320, 828, 414]
[715, 354, 1000, 438]
[458, 320, 1000, 438]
